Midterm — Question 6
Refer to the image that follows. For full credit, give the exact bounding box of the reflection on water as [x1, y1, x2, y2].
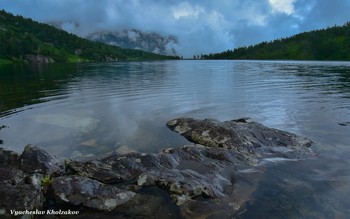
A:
[0, 64, 79, 116]
[1, 60, 350, 217]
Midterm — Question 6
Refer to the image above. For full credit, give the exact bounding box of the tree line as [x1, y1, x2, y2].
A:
[202, 22, 350, 61]
[0, 10, 180, 63]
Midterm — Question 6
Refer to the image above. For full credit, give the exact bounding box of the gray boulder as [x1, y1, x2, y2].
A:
[51, 175, 136, 211]
[167, 117, 313, 164]
[66, 146, 236, 205]
[0, 145, 63, 218]
[20, 144, 62, 175]
[0, 148, 42, 217]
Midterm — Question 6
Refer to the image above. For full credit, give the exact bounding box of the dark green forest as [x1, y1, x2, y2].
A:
[0, 10, 179, 63]
[202, 22, 350, 61]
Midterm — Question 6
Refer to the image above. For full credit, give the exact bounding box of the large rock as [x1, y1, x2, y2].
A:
[63, 145, 240, 205]
[0, 145, 64, 218]
[20, 144, 62, 175]
[0, 118, 316, 218]
[0, 148, 43, 217]
[166, 117, 313, 164]
[57, 145, 236, 208]
[0, 147, 19, 166]
[0, 169, 43, 216]
[51, 175, 136, 211]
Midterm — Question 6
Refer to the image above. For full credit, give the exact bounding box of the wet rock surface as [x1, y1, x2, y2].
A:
[338, 121, 350, 126]
[167, 117, 313, 164]
[52, 175, 136, 211]
[0, 125, 7, 144]
[0, 145, 61, 218]
[0, 118, 315, 218]
[20, 144, 63, 175]
[67, 145, 238, 205]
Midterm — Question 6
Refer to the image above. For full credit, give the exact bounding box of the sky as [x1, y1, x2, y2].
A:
[1, 0, 350, 57]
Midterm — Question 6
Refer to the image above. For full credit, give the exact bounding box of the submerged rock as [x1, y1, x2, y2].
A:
[80, 139, 99, 147]
[338, 121, 350, 127]
[115, 145, 137, 154]
[31, 114, 99, 133]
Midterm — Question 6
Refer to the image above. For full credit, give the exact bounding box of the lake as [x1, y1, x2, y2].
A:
[1, 60, 350, 218]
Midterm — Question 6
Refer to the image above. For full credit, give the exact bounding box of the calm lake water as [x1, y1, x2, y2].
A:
[1, 60, 350, 218]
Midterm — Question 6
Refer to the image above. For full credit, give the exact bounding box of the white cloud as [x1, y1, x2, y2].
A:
[171, 2, 204, 20]
[249, 14, 268, 26]
[268, 0, 296, 15]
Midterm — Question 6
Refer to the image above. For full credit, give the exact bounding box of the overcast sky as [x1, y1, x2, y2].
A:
[1, 0, 350, 57]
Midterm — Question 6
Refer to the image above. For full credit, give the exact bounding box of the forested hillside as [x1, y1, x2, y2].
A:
[203, 22, 350, 61]
[0, 10, 179, 63]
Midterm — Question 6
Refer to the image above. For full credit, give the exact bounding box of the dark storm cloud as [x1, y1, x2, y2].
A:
[1, 0, 349, 57]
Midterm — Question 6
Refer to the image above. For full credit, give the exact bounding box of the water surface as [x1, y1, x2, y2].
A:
[0, 60, 349, 217]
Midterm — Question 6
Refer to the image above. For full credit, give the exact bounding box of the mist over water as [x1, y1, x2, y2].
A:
[1, 60, 350, 217]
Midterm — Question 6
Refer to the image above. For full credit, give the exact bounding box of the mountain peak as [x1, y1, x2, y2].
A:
[87, 29, 179, 56]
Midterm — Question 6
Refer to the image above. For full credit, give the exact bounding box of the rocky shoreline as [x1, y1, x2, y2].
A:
[0, 118, 314, 218]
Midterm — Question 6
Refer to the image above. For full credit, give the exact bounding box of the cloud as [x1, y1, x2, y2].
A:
[171, 2, 204, 20]
[1, 0, 349, 57]
[268, 0, 296, 15]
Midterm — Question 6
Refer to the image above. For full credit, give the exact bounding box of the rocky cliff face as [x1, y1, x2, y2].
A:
[25, 54, 54, 63]
[87, 29, 179, 56]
